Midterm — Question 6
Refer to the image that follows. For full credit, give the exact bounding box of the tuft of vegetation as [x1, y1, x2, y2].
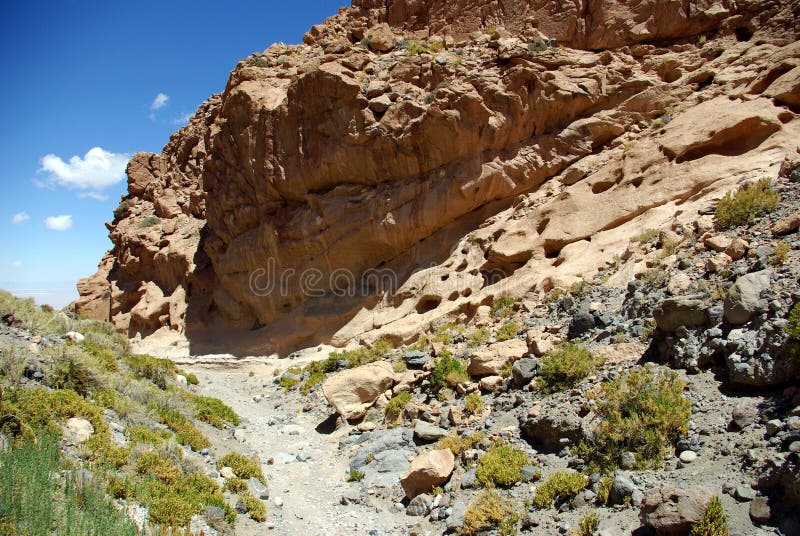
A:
[467, 327, 490, 347]
[464, 392, 484, 416]
[495, 321, 520, 342]
[190, 394, 240, 428]
[223, 477, 248, 493]
[431, 323, 466, 345]
[596, 475, 613, 505]
[576, 365, 691, 471]
[405, 40, 429, 56]
[124, 354, 176, 389]
[460, 489, 519, 536]
[476, 442, 531, 488]
[429, 350, 469, 390]
[238, 492, 267, 522]
[770, 241, 790, 266]
[136, 451, 183, 484]
[533, 471, 588, 509]
[301, 371, 325, 394]
[438, 432, 486, 456]
[575, 511, 600, 536]
[537, 343, 602, 394]
[218, 453, 266, 485]
[385, 391, 412, 421]
[631, 228, 659, 243]
[690, 496, 729, 536]
[715, 178, 779, 229]
[126, 425, 171, 446]
[158, 408, 210, 451]
[785, 302, 800, 339]
[138, 215, 161, 229]
[278, 374, 300, 392]
[490, 297, 516, 318]
[0, 434, 138, 535]
[113, 198, 136, 219]
[328, 339, 392, 369]
[148, 493, 197, 527]
[347, 468, 365, 482]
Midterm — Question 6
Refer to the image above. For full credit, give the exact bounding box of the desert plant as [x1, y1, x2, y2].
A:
[495, 321, 520, 342]
[347, 468, 365, 482]
[464, 392, 484, 416]
[490, 297, 516, 318]
[328, 339, 392, 369]
[476, 442, 531, 488]
[533, 471, 588, 509]
[438, 432, 486, 456]
[577, 364, 691, 471]
[138, 215, 161, 229]
[385, 392, 411, 421]
[460, 489, 519, 535]
[430, 350, 469, 389]
[405, 40, 428, 55]
[301, 371, 325, 394]
[238, 492, 267, 522]
[575, 511, 600, 536]
[596, 475, 613, 505]
[218, 452, 266, 484]
[124, 354, 175, 389]
[715, 178, 779, 229]
[113, 198, 136, 219]
[690, 496, 728, 536]
[537, 343, 602, 394]
[467, 327, 490, 347]
[158, 408, 210, 451]
[189, 394, 240, 428]
[785, 302, 800, 339]
[769, 241, 790, 266]
[631, 228, 659, 243]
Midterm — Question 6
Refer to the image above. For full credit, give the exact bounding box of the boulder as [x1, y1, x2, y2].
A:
[653, 296, 709, 333]
[64, 417, 94, 444]
[511, 358, 537, 387]
[467, 339, 528, 377]
[406, 493, 433, 516]
[368, 23, 397, 51]
[322, 361, 396, 421]
[400, 449, 455, 499]
[479, 375, 504, 392]
[520, 408, 583, 451]
[724, 271, 770, 325]
[639, 486, 714, 535]
[413, 420, 449, 443]
[772, 212, 800, 236]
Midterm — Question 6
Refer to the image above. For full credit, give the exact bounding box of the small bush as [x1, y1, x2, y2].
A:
[239, 492, 267, 522]
[385, 392, 411, 421]
[490, 297, 516, 318]
[537, 343, 602, 394]
[114, 198, 135, 219]
[431, 323, 465, 344]
[136, 451, 183, 484]
[476, 442, 531, 488]
[495, 321, 520, 342]
[138, 215, 161, 229]
[533, 471, 588, 509]
[300, 371, 325, 394]
[631, 228, 659, 243]
[438, 432, 486, 456]
[690, 496, 729, 536]
[190, 394, 240, 428]
[347, 468, 365, 482]
[126, 425, 171, 446]
[577, 364, 691, 471]
[224, 477, 248, 493]
[329, 339, 392, 369]
[177, 369, 199, 385]
[124, 354, 176, 389]
[596, 476, 613, 505]
[786, 302, 800, 339]
[715, 178, 779, 229]
[430, 351, 469, 390]
[406, 40, 428, 55]
[770, 241, 790, 266]
[575, 511, 600, 536]
[158, 408, 210, 451]
[0, 342, 29, 385]
[148, 494, 196, 527]
[467, 327, 490, 347]
[460, 489, 519, 535]
[218, 453, 266, 484]
[464, 392, 484, 416]
[278, 375, 299, 391]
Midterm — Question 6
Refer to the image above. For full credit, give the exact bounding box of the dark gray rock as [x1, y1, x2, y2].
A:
[521, 408, 584, 452]
[609, 473, 636, 505]
[512, 358, 537, 387]
[248, 477, 269, 499]
[204, 506, 226, 521]
[653, 296, 709, 333]
[413, 420, 449, 443]
[403, 350, 432, 368]
[446, 499, 467, 530]
[460, 468, 477, 489]
[568, 312, 595, 339]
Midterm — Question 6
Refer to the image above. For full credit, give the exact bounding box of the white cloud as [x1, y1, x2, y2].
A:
[151, 92, 169, 111]
[78, 191, 109, 201]
[11, 261, 22, 267]
[39, 147, 129, 193]
[172, 113, 192, 125]
[44, 215, 73, 231]
[11, 211, 29, 224]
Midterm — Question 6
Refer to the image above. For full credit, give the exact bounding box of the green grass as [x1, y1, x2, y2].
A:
[631, 228, 659, 243]
[490, 297, 516, 318]
[715, 178, 779, 229]
[575, 364, 691, 471]
[537, 343, 602, 394]
[0, 435, 138, 535]
[430, 350, 469, 390]
[437, 432, 486, 456]
[690, 496, 729, 536]
[301, 371, 325, 394]
[138, 215, 161, 228]
[475, 442, 531, 488]
[347, 468, 365, 482]
[786, 302, 800, 339]
[467, 327, 490, 347]
[460, 489, 519, 535]
[328, 339, 393, 369]
[218, 453, 266, 485]
[158, 408, 211, 451]
[385, 392, 411, 421]
[464, 392, 483, 416]
[576, 512, 600, 536]
[495, 321, 520, 342]
[431, 323, 465, 344]
[189, 394, 240, 428]
[532, 471, 588, 509]
[224, 477, 248, 493]
[124, 354, 176, 389]
[126, 425, 171, 446]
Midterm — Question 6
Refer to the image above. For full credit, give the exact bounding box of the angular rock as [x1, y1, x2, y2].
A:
[467, 339, 528, 377]
[406, 493, 433, 516]
[322, 361, 395, 420]
[653, 296, 708, 333]
[479, 375, 504, 392]
[520, 408, 583, 452]
[639, 486, 713, 535]
[413, 420, 449, 443]
[400, 449, 455, 499]
[724, 271, 770, 325]
[64, 417, 94, 444]
[248, 477, 269, 499]
[511, 358, 537, 387]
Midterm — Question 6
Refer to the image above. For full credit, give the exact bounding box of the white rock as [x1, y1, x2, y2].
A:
[220, 466, 236, 479]
[65, 331, 85, 343]
[175, 374, 188, 386]
[679, 450, 698, 463]
[274, 496, 283, 507]
[64, 417, 93, 443]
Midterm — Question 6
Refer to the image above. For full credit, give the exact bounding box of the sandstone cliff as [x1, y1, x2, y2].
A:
[75, 0, 800, 355]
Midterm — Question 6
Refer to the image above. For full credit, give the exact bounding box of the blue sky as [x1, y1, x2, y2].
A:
[0, 0, 345, 308]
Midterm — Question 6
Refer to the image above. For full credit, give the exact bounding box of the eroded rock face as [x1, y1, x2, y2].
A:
[74, 0, 800, 356]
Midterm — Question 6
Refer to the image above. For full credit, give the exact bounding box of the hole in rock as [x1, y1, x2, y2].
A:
[734, 27, 753, 42]
[448, 291, 460, 301]
[416, 296, 441, 314]
[461, 288, 473, 298]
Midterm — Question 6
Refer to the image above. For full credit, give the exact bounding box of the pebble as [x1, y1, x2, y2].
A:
[274, 496, 284, 507]
[679, 450, 698, 463]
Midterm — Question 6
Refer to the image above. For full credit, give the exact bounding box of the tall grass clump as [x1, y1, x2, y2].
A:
[537, 343, 602, 394]
[715, 178, 779, 229]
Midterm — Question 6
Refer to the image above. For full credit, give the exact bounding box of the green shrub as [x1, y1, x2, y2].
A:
[301, 371, 325, 394]
[430, 351, 469, 390]
[467, 327, 490, 347]
[460, 489, 519, 535]
[190, 394, 240, 428]
[148, 493, 196, 527]
[596, 475, 613, 505]
[0, 342, 29, 385]
[690, 496, 729, 536]
[278, 375, 299, 391]
[464, 392, 484, 416]
[126, 425, 171, 446]
[176, 369, 199, 385]
[239, 491, 267, 522]
[158, 408, 210, 451]
[438, 432, 486, 456]
[0, 290, 68, 336]
[576, 511, 600, 536]
[496, 321, 520, 342]
[136, 451, 183, 484]
[218, 452, 266, 484]
[769, 241, 790, 266]
[224, 477, 248, 493]
[138, 215, 161, 229]
[476, 442, 531, 488]
[577, 364, 691, 471]
[715, 178, 779, 229]
[405, 40, 428, 55]
[533, 471, 588, 509]
[431, 323, 465, 344]
[0, 435, 138, 535]
[385, 392, 411, 421]
[347, 468, 365, 482]
[786, 302, 800, 339]
[490, 297, 516, 318]
[124, 354, 175, 389]
[114, 198, 135, 219]
[328, 339, 392, 369]
[537, 343, 602, 394]
[631, 228, 659, 243]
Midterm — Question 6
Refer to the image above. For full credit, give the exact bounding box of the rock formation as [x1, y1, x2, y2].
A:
[75, 0, 800, 356]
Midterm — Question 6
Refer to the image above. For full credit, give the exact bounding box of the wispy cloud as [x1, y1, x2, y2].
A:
[39, 147, 129, 196]
[78, 191, 109, 201]
[11, 211, 29, 224]
[172, 112, 192, 125]
[11, 261, 22, 267]
[44, 214, 73, 231]
[151, 92, 169, 111]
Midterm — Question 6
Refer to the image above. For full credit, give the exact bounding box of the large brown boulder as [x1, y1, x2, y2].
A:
[322, 361, 396, 421]
[639, 486, 714, 535]
[468, 339, 528, 377]
[400, 449, 455, 499]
